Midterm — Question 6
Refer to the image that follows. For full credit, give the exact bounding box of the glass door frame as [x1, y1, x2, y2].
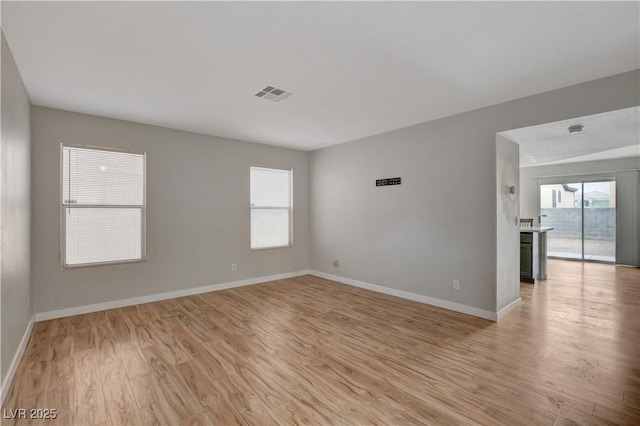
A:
[538, 176, 616, 263]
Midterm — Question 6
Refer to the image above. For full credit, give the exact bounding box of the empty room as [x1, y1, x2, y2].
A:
[1, 2, 639, 425]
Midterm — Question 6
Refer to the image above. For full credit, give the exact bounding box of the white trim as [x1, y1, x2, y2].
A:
[1, 316, 34, 407]
[496, 297, 522, 320]
[309, 270, 499, 321]
[35, 271, 309, 322]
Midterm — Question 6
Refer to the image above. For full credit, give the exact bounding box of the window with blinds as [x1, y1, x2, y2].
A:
[250, 166, 292, 249]
[61, 145, 146, 267]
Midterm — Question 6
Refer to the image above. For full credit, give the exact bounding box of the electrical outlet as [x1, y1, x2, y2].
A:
[231, 264, 237, 272]
[332, 259, 339, 268]
[453, 280, 460, 290]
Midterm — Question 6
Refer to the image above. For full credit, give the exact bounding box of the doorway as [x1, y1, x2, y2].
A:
[540, 180, 616, 262]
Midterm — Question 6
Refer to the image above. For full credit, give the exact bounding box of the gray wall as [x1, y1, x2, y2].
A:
[615, 170, 640, 266]
[496, 136, 520, 312]
[31, 107, 309, 314]
[520, 157, 640, 266]
[1, 32, 32, 390]
[310, 70, 639, 315]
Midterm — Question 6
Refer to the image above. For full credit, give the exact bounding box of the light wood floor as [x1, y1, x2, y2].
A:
[2, 260, 639, 425]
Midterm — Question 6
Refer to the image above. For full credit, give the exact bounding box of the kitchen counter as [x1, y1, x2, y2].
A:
[519, 226, 553, 233]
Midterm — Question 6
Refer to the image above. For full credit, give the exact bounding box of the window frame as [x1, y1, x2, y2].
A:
[249, 166, 293, 251]
[60, 143, 147, 269]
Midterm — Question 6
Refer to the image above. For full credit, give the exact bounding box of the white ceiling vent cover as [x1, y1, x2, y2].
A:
[254, 85, 294, 103]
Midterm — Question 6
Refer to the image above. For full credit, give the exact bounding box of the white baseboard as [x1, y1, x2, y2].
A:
[1, 316, 34, 407]
[496, 297, 522, 320]
[33, 267, 514, 322]
[309, 270, 499, 321]
[35, 270, 309, 322]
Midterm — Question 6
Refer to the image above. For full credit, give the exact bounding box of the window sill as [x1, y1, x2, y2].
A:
[250, 245, 293, 251]
[62, 258, 147, 270]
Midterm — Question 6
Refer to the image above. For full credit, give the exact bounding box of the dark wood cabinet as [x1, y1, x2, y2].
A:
[520, 243, 532, 277]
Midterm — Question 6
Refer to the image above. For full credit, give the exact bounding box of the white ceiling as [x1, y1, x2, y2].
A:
[2, 2, 639, 151]
[501, 107, 640, 167]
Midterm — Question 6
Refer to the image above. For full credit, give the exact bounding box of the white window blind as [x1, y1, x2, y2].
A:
[250, 167, 292, 249]
[62, 145, 145, 267]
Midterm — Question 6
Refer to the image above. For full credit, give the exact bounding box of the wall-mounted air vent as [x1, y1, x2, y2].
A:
[254, 85, 294, 103]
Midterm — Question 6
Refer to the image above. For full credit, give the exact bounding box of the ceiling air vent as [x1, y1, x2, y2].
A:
[254, 85, 294, 103]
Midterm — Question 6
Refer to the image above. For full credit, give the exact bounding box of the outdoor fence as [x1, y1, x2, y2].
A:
[540, 208, 615, 240]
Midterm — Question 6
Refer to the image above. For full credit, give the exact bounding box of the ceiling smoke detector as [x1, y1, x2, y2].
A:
[568, 124, 584, 134]
[254, 85, 294, 103]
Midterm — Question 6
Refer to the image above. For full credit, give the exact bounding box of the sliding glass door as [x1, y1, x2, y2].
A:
[540, 183, 582, 260]
[540, 180, 615, 263]
[582, 181, 616, 262]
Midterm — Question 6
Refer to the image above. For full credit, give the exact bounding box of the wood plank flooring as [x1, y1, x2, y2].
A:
[2, 260, 639, 425]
